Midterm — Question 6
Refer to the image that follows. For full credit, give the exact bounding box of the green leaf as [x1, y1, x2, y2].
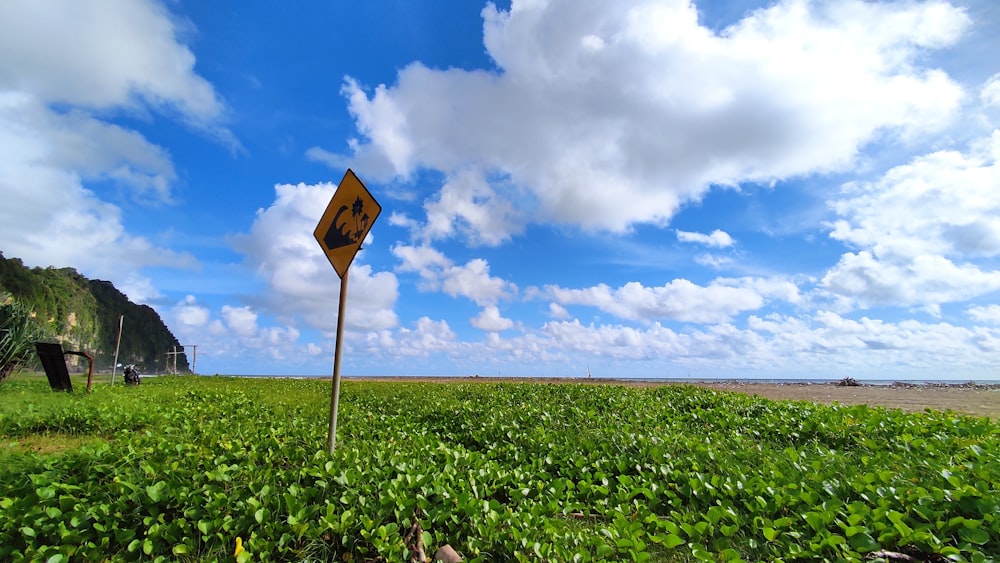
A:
[959, 527, 990, 546]
[826, 534, 847, 547]
[661, 534, 685, 549]
[848, 532, 879, 551]
[595, 543, 614, 557]
[146, 481, 167, 503]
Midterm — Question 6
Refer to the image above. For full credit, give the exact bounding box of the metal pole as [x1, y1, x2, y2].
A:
[110, 315, 123, 385]
[327, 269, 349, 454]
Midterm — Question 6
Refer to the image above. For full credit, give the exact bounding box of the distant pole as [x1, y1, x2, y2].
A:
[179, 344, 198, 374]
[327, 269, 349, 454]
[110, 315, 123, 385]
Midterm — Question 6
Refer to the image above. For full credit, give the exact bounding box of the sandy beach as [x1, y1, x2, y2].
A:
[351, 376, 1000, 419]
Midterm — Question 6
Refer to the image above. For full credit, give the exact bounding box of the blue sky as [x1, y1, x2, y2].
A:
[2, 0, 1000, 379]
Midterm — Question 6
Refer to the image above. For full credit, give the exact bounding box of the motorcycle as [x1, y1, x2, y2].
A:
[123, 364, 141, 385]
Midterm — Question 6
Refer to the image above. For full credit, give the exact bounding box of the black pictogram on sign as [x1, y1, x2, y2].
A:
[323, 196, 371, 250]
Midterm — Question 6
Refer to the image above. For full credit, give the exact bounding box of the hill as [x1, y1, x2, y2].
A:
[0, 252, 188, 373]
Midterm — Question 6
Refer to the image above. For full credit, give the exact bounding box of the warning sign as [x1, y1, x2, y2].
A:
[313, 169, 381, 278]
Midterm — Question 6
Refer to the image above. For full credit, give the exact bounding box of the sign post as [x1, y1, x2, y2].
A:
[314, 169, 381, 453]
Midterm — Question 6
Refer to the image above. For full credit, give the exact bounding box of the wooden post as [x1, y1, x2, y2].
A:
[111, 314, 123, 385]
[327, 269, 349, 454]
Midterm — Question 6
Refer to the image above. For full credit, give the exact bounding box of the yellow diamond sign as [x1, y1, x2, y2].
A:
[314, 169, 381, 279]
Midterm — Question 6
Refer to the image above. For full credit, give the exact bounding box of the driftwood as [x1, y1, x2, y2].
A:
[403, 513, 427, 563]
[865, 551, 918, 562]
[865, 549, 948, 563]
[402, 508, 463, 563]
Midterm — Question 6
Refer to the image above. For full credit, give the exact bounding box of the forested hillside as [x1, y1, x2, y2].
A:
[0, 252, 188, 373]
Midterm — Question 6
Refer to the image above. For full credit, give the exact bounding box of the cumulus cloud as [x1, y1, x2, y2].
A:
[166, 295, 314, 372]
[544, 276, 799, 324]
[423, 169, 523, 246]
[677, 229, 734, 247]
[0, 0, 230, 301]
[471, 305, 515, 332]
[319, 0, 968, 241]
[694, 253, 734, 269]
[824, 131, 1000, 309]
[172, 295, 210, 327]
[222, 305, 259, 337]
[968, 304, 1000, 324]
[747, 311, 996, 371]
[548, 302, 570, 319]
[982, 73, 1000, 107]
[393, 244, 517, 306]
[0, 0, 223, 118]
[350, 309, 1000, 377]
[393, 317, 458, 356]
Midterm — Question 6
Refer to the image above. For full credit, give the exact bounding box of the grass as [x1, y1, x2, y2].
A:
[1, 375, 997, 562]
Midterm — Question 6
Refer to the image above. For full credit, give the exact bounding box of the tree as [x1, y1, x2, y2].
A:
[0, 292, 47, 382]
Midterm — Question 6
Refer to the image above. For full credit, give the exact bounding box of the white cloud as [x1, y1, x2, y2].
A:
[544, 277, 798, 324]
[393, 317, 458, 357]
[335, 302, 1000, 378]
[393, 244, 517, 306]
[222, 305, 259, 337]
[746, 311, 999, 372]
[423, 169, 523, 246]
[393, 243, 451, 272]
[172, 295, 210, 327]
[541, 320, 686, 361]
[830, 133, 1000, 259]
[167, 295, 313, 372]
[441, 259, 516, 306]
[824, 131, 1000, 309]
[694, 253, 734, 269]
[471, 305, 515, 332]
[677, 229, 734, 247]
[387, 211, 421, 231]
[968, 304, 1000, 324]
[0, 0, 230, 302]
[324, 0, 968, 240]
[823, 251, 1000, 310]
[982, 73, 1000, 107]
[548, 302, 570, 319]
[0, 0, 223, 121]
[0, 95, 199, 298]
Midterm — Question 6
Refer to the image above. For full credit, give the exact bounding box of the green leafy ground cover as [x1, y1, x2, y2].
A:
[1, 377, 997, 562]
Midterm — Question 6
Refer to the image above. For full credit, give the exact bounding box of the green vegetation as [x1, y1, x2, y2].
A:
[1, 377, 997, 562]
[0, 293, 49, 382]
[0, 252, 187, 373]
